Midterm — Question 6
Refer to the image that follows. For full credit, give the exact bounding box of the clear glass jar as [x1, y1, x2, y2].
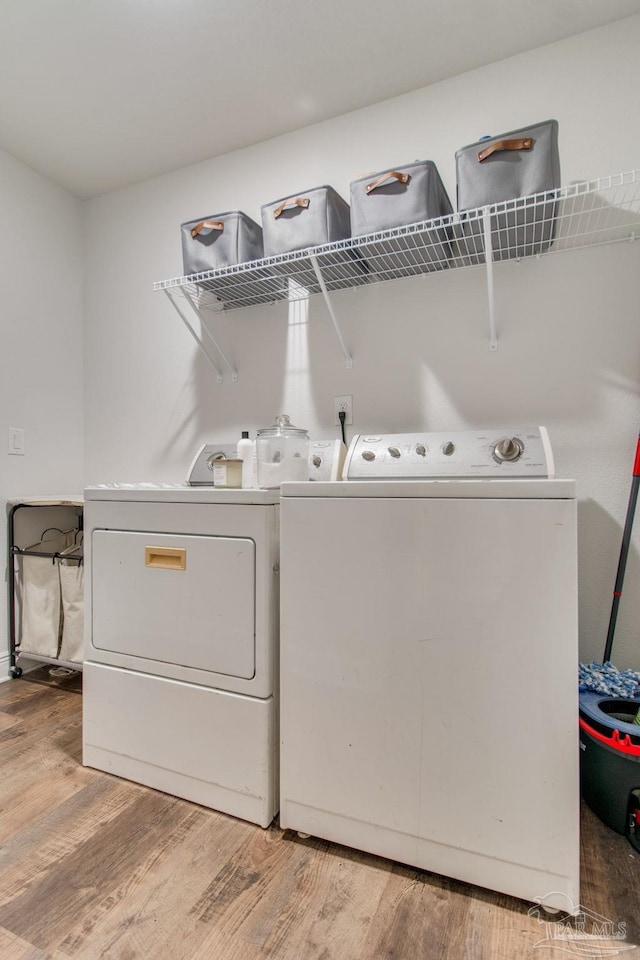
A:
[256, 414, 309, 489]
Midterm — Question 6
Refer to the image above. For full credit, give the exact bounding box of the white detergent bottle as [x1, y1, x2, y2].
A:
[237, 431, 256, 488]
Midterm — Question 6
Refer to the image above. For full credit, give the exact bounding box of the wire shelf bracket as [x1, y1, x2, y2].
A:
[163, 289, 237, 383]
[482, 207, 498, 351]
[309, 254, 353, 369]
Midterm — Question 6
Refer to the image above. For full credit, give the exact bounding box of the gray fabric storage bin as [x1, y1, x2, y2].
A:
[350, 161, 452, 235]
[349, 161, 453, 277]
[455, 119, 560, 263]
[261, 185, 351, 257]
[181, 210, 264, 276]
[261, 185, 368, 295]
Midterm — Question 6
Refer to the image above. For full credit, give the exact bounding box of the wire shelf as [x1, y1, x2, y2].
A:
[155, 170, 640, 312]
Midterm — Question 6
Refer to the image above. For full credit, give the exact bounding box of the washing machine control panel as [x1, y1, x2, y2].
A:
[343, 427, 554, 479]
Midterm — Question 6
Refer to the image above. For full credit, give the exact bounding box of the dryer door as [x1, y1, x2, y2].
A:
[91, 530, 255, 679]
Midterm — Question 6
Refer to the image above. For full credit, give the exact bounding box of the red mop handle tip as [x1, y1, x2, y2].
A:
[633, 434, 640, 476]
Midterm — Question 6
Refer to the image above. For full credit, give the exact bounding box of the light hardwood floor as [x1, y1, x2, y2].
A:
[0, 669, 638, 960]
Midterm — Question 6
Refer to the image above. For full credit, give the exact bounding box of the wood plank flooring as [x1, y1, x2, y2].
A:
[0, 669, 638, 960]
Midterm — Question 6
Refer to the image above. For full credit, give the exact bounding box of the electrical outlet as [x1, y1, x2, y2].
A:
[334, 395, 353, 426]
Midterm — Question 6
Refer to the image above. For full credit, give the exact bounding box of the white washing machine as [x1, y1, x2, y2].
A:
[82, 483, 279, 828]
[280, 428, 579, 910]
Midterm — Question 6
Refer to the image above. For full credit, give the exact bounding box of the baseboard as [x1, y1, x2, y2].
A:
[0, 652, 11, 682]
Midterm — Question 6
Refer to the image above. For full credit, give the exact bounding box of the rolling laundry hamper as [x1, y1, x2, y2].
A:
[579, 691, 640, 851]
[8, 499, 84, 677]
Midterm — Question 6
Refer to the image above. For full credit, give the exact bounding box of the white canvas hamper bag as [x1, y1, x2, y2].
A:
[58, 543, 84, 664]
[18, 529, 75, 658]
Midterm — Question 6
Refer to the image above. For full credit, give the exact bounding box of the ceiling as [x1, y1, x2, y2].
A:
[2, 0, 640, 199]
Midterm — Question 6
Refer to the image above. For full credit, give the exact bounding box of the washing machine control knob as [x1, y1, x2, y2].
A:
[415, 443, 427, 457]
[388, 446, 401, 458]
[362, 450, 376, 462]
[493, 437, 523, 463]
[442, 441, 455, 456]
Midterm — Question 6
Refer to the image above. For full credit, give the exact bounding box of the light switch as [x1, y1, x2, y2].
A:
[8, 427, 24, 455]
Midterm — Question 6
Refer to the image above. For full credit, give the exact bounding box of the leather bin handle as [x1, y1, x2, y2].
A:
[273, 197, 310, 219]
[365, 170, 411, 194]
[191, 219, 224, 238]
[477, 137, 533, 162]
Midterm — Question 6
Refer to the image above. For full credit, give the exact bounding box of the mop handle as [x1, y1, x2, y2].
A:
[604, 433, 640, 662]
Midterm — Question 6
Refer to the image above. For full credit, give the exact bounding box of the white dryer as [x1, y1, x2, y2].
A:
[280, 428, 579, 910]
[82, 484, 279, 827]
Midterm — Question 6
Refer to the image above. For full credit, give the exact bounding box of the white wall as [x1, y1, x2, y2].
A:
[0, 147, 84, 675]
[84, 15, 640, 670]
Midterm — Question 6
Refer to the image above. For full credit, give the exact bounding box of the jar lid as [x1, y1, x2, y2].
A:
[257, 414, 308, 438]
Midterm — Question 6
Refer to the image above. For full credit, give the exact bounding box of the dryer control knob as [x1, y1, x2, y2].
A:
[442, 441, 455, 456]
[362, 450, 376, 461]
[388, 446, 401, 458]
[493, 437, 523, 463]
[415, 443, 427, 457]
[312, 454, 322, 468]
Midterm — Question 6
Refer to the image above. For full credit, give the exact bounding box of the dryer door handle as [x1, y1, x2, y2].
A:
[145, 546, 186, 571]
